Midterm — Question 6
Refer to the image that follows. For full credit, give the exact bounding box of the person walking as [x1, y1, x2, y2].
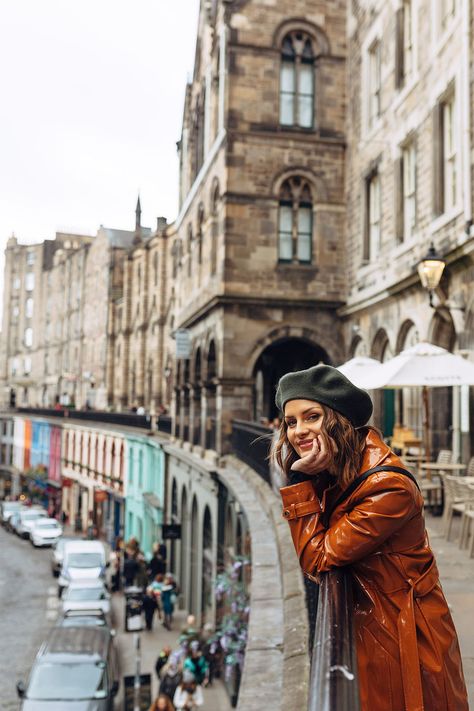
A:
[155, 646, 172, 679]
[183, 642, 209, 687]
[274, 364, 468, 711]
[143, 586, 158, 631]
[148, 693, 175, 711]
[160, 574, 176, 629]
[173, 671, 203, 710]
[159, 661, 182, 703]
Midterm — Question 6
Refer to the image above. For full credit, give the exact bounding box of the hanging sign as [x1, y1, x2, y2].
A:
[162, 524, 181, 540]
[175, 329, 191, 360]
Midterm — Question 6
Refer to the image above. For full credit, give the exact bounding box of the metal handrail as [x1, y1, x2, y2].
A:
[309, 568, 360, 711]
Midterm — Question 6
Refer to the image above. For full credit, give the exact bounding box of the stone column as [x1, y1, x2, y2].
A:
[217, 379, 254, 455]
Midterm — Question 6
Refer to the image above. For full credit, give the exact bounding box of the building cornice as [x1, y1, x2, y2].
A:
[339, 235, 474, 318]
[178, 294, 344, 330]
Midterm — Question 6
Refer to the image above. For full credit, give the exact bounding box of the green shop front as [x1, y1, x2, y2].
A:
[124, 436, 165, 559]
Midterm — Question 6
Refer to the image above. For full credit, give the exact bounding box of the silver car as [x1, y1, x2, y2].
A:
[16, 509, 48, 539]
[61, 581, 111, 624]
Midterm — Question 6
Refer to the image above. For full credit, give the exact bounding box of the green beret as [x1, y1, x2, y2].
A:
[275, 364, 373, 427]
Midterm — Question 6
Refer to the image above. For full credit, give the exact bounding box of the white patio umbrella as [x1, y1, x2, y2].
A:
[337, 356, 384, 390]
[371, 342, 474, 459]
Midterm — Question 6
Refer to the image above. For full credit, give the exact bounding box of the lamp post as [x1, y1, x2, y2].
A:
[417, 242, 446, 307]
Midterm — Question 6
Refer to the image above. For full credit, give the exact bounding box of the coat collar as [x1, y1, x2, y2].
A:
[359, 427, 391, 473]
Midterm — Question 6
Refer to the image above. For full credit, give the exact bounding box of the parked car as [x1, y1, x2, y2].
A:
[16, 625, 119, 710]
[30, 518, 62, 547]
[50, 536, 77, 577]
[15, 509, 48, 539]
[58, 540, 108, 597]
[61, 580, 111, 623]
[58, 609, 112, 630]
[0, 500, 23, 528]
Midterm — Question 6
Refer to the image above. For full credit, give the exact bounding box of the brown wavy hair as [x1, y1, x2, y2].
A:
[271, 404, 367, 489]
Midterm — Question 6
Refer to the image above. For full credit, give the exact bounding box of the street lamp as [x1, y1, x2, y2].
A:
[417, 242, 446, 307]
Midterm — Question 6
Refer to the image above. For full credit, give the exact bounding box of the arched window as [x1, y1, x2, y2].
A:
[278, 177, 313, 263]
[187, 225, 193, 277]
[280, 32, 315, 128]
[153, 251, 159, 286]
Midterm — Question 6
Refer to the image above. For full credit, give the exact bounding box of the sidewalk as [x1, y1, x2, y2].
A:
[426, 512, 474, 707]
[111, 595, 231, 710]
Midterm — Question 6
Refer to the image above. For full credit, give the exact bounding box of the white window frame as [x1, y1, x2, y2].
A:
[368, 174, 381, 260]
[24, 328, 33, 348]
[368, 41, 381, 130]
[25, 272, 35, 292]
[402, 142, 416, 239]
[403, 0, 415, 81]
[443, 95, 457, 212]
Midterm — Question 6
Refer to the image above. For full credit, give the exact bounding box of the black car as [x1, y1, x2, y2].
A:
[17, 626, 119, 710]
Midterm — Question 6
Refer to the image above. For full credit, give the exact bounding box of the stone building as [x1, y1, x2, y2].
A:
[342, 0, 474, 456]
[167, 0, 348, 453]
[0, 233, 91, 409]
[106, 203, 168, 411]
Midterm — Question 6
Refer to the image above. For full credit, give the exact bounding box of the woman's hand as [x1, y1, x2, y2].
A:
[290, 435, 332, 475]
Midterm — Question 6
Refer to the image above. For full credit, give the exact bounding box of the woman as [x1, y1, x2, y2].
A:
[160, 574, 176, 629]
[159, 660, 182, 701]
[148, 694, 175, 711]
[173, 670, 203, 710]
[274, 364, 468, 711]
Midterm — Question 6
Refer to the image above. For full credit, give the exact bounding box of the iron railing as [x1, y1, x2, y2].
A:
[231, 419, 273, 484]
[17, 407, 152, 430]
[309, 568, 360, 711]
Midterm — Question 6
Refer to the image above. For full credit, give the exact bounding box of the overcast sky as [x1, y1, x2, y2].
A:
[0, 0, 199, 319]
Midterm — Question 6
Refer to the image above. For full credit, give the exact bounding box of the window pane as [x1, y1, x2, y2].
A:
[297, 207, 312, 263]
[280, 63, 295, 125]
[281, 62, 295, 92]
[298, 96, 313, 128]
[298, 65, 313, 127]
[298, 64, 313, 95]
[279, 206, 293, 261]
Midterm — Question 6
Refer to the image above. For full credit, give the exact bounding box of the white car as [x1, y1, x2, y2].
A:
[51, 536, 77, 577]
[61, 580, 111, 622]
[30, 518, 63, 547]
[16, 509, 48, 539]
[58, 540, 108, 596]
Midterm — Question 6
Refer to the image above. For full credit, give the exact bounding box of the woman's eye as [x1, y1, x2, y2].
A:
[287, 421, 296, 428]
[307, 414, 319, 421]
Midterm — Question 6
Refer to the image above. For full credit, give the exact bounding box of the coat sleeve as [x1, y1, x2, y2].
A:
[280, 475, 419, 576]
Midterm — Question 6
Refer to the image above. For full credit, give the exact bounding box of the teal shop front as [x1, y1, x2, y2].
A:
[124, 436, 165, 559]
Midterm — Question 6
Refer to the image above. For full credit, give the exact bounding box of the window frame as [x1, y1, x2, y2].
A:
[279, 32, 316, 130]
[402, 141, 417, 240]
[368, 40, 382, 129]
[277, 178, 314, 265]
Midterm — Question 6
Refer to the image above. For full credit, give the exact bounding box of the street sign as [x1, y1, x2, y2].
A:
[175, 328, 191, 359]
[162, 523, 181, 540]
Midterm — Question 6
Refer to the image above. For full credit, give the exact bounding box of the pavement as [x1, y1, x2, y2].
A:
[111, 594, 231, 710]
[425, 511, 474, 708]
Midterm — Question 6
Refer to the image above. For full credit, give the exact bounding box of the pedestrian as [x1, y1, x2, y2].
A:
[148, 694, 175, 711]
[148, 546, 166, 581]
[143, 586, 158, 631]
[155, 646, 172, 679]
[123, 551, 139, 588]
[136, 554, 149, 590]
[160, 574, 176, 629]
[159, 660, 182, 702]
[274, 364, 468, 711]
[150, 573, 165, 620]
[173, 671, 203, 710]
[183, 641, 209, 686]
[179, 614, 199, 645]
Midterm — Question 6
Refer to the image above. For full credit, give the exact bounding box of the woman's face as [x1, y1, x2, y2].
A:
[284, 399, 325, 457]
[157, 700, 167, 710]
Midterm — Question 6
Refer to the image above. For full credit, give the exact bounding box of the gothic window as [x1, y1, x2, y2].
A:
[187, 226, 193, 277]
[278, 177, 313, 264]
[153, 251, 159, 286]
[280, 32, 315, 129]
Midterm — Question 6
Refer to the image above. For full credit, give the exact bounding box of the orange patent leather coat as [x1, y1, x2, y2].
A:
[280, 429, 468, 711]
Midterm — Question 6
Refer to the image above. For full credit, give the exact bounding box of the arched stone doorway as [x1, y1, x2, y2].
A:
[190, 497, 200, 616]
[430, 309, 456, 453]
[201, 506, 213, 624]
[180, 487, 188, 605]
[371, 329, 394, 436]
[252, 338, 330, 422]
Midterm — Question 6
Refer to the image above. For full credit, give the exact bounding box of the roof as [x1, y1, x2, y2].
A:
[100, 226, 151, 248]
[41, 626, 110, 660]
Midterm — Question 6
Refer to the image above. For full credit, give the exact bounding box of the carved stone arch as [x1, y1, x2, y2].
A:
[193, 346, 203, 384]
[272, 167, 328, 204]
[350, 335, 368, 357]
[396, 319, 420, 353]
[429, 307, 456, 350]
[371, 328, 393, 361]
[273, 19, 331, 56]
[246, 325, 337, 379]
[205, 339, 218, 381]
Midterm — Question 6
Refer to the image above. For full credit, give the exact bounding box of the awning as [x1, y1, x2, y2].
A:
[143, 492, 162, 509]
